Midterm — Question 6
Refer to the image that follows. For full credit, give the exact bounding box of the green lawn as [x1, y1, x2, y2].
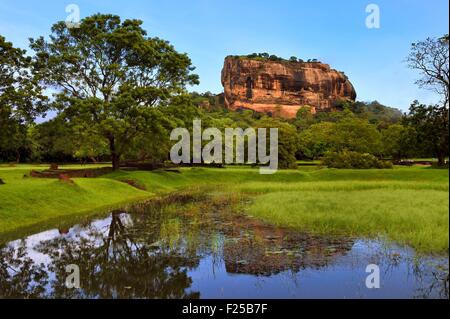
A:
[0, 165, 150, 238]
[246, 189, 448, 253]
[0, 164, 448, 253]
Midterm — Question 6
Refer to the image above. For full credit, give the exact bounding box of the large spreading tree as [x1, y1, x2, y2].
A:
[407, 34, 449, 107]
[30, 14, 199, 170]
[405, 35, 449, 165]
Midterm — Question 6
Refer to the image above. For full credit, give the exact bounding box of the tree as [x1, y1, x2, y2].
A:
[298, 122, 334, 159]
[407, 35, 449, 107]
[257, 118, 298, 169]
[0, 35, 46, 162]
[405, 35, 449, 166]
[293, 106, 314, 131]
[33, 117, 76, 163]
[403, 101, 449, 165]
[332, 118, 382, 155]
[269, 55, 281, 61]
[351, 101, 402, 128]
[381, 124, 416, 160]
[298, 117, 382, 159]
[289, 56, 298, 62]
[71, 125, 109, 163]
[30, 14, 199, 170]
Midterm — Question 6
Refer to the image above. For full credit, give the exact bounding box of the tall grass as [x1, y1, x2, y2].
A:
[246, 189, 448, 254]
[1, 164, 448, 253]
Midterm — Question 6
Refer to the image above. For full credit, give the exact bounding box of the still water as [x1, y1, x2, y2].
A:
[0, 194, 448, 299]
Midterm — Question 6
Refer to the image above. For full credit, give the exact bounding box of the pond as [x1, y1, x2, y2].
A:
[0, 194, 448, 299]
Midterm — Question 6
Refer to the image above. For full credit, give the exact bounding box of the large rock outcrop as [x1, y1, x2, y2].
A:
[221, 56, 356, 118]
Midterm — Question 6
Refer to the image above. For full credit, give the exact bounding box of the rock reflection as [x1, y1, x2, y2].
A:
[220, 215, 355, 275]
[0, 194, 448, 299]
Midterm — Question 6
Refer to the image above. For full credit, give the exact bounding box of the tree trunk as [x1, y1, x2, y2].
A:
[112, 153, 120, 171]
[437, 153, 445, 166]
[109, 137, 120, 171]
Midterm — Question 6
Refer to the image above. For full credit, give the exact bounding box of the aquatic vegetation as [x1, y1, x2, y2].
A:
[0, 165, 448, 254]
[0, 195, 447, 298]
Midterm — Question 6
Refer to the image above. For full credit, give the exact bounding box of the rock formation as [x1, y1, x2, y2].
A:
[221, 56, 356, 118]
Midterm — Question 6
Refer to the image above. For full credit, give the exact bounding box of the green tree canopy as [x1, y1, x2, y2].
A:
[298, 117, 382, 159]
[30, 14, 199, 169]
[381, 124, 417, 160]
[0, 35, 47, 162]
[403, 100, 449, 165]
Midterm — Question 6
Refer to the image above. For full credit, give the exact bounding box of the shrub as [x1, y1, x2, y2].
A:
[322, 150, 393, 169]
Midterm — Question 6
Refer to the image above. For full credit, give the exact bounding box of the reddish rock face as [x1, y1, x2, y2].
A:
[221, 56, 356, 118]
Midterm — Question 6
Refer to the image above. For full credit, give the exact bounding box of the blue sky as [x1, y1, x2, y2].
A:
[0, 0, 448, 111]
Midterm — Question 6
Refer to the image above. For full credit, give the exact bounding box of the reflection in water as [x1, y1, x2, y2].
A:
[0, 194, 448, 299]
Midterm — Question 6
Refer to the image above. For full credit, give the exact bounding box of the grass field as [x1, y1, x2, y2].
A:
[0, 164, 150, 237]
[0, 164, 448, 253]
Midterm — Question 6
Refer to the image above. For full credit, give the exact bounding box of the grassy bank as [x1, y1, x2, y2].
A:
[107, 166, 448, 253]
[246, 189, 448, 253]
[0, 165, 150, 236]
[0, 164, 448, 253]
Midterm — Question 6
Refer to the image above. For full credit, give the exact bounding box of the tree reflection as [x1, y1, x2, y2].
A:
[0, 199, 448, 299]
[36, 212, 200, 298]
[0, 243, 49, 298]
[1, 212, 201, 299]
